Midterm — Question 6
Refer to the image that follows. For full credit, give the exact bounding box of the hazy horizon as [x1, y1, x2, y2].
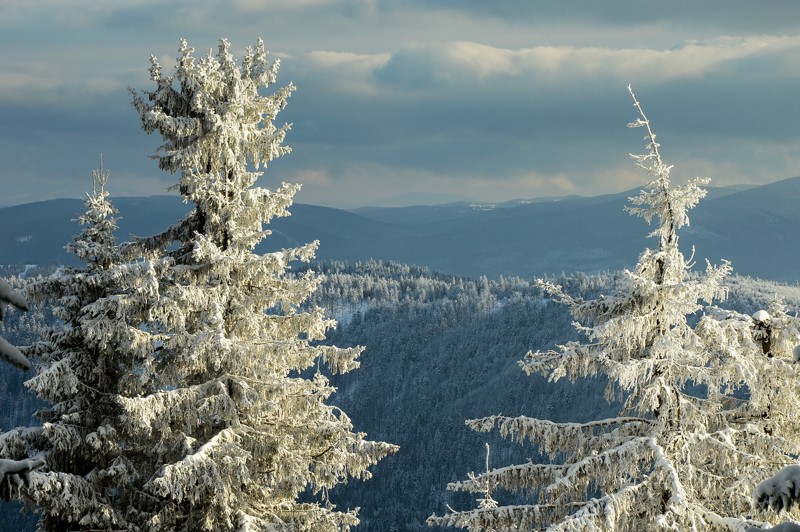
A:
[0, 175, 776, 211]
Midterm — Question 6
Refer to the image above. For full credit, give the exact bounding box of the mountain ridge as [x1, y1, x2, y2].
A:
[1, 177, 799, 282]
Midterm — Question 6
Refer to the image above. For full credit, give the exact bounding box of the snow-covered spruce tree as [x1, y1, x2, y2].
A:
[428, 86, 800, 530]
[124, 38, 396, 530]
[0, 159, 152, 528]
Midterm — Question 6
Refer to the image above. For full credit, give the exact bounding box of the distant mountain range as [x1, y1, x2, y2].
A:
[1, 177, 798, 282]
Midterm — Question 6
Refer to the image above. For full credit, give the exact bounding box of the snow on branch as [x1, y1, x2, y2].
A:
[519, 341, 607, 382]
[0, 336, 30, 371]
[316, 345, 363, 375]
[118, 379, 237, 434]
[748, 523, 800, 532]
[145, 428, 247, 503]
[0, 278, 29, 312]
[0, 457, 46, 499]
[428, 502, 553, 531]
[755, 465, 800, 513]
[446, 461, 565, 497]
[0, 277, 30, 370]
[547, 478, 654, 531]
[467, 414, 653, 459]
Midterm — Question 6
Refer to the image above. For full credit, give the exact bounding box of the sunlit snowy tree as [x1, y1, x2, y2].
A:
[429, 86, 800, 531]
[0, 159, 150, 529]
[123, 38, 396, 530]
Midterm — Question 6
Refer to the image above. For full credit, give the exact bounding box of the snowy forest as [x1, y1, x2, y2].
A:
[2, 38, 800, 531]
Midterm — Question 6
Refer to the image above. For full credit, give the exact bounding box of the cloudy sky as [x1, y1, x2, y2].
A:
[2, 1, 800, 208]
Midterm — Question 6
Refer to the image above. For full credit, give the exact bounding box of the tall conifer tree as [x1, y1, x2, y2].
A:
[123, 38, 396, 530]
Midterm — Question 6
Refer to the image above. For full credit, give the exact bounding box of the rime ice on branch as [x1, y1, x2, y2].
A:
[429, 86, 800, 531]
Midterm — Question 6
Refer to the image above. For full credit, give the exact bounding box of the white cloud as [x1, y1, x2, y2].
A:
[303, 51, 390, 94]
[103, 172, 174, 198]
[231, 0, 334, 11]
[367, 35, 800, 94]
[287, 162, 591, 208]
[289, 168, 334, 187]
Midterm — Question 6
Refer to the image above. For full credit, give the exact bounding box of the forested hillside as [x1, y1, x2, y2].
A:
[2, 261, 800, 529]
[311, 262, 619, 530]
[311, 262, 800, 529]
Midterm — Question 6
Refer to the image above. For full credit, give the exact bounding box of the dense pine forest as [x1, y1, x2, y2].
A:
[3, 260, 799, 529]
